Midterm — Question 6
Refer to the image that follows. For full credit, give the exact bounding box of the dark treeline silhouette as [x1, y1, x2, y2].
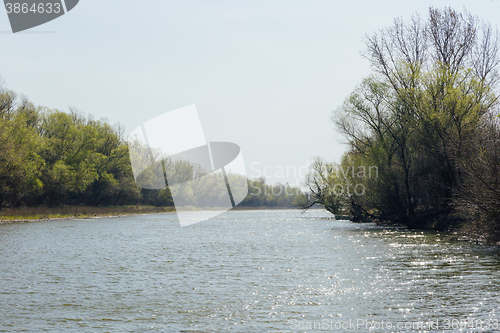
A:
[0, 82, 303, 210]
[303, 7, 500, 243]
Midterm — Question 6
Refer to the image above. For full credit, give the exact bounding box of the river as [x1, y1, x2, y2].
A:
[1, 209, 499, 332]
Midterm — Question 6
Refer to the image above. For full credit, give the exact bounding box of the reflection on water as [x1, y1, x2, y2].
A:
[0, 210, 499, 332]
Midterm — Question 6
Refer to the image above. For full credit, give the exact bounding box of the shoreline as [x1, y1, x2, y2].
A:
[0, 205, 302, 223]
[0, 206, 176, 224]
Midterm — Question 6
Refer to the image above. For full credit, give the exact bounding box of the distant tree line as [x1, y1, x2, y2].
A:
[241, 177, 305, 208]
[303, 7, 500, 243]
[0, 84, 303, 210]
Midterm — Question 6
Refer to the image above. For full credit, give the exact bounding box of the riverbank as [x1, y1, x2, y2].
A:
[0, 206, 176, 223]
[0, 205, 303, 223]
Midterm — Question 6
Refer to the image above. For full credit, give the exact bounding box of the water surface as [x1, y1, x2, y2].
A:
[1, 210, 499, 332]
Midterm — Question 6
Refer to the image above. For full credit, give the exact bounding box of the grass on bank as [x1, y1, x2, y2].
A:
[0, 205, 176, 222]
[0, 205, 303, 222]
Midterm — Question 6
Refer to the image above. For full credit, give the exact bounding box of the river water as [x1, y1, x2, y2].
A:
[1, 209, 499, 332]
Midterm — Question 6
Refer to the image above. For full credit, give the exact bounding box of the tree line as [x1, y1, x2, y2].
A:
[0, 82, 304, 210]
[303, 7, 500, 243]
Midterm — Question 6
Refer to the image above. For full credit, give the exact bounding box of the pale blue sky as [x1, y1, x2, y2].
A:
[1, 0, 499, 186]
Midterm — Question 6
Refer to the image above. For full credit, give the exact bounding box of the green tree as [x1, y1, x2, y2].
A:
[331, 7, 500, 229]
[0, 87, 44, 207]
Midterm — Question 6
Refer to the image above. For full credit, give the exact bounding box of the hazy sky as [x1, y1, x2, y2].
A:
[2, 0, 499, 186]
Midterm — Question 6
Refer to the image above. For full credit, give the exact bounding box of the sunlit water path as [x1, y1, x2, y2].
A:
[1, 210, 499, 332]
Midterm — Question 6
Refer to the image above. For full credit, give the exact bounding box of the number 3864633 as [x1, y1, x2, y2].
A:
[5, 3, 61, 14]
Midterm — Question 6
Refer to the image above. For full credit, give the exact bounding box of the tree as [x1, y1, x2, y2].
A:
[331, 7, 500, 229]
[302, 157, 345, 215]
[0, 86, 44, 207]
[455, 112, 500, 243]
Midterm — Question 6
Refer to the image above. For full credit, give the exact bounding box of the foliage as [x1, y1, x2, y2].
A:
[304, 7, 500, 242]
[0, 83, 303, 209]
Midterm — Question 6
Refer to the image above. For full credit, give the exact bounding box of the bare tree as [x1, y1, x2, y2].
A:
[302, 158, 343, 214]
